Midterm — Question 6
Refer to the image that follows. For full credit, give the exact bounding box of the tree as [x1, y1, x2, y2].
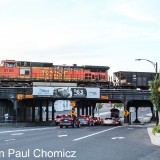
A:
[114, 103, 123, 109]
[150, 78, 160, 111]
[96, 103, 103, 110]
[150, 78, 160, 125]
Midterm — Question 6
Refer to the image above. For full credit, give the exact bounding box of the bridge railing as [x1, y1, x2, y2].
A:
[0, 87, 33, 94]
[100, 89, 151, 100]
[100, 89, 150, 94]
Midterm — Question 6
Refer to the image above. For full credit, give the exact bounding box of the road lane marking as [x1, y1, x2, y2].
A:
[58, 131, 67, 133]
[5, 139, 16, 142]
[0, 127, 57, 134]
[11, 133, 24, 136]
[73, 126, 121, 141]
[111, 137, 125, 140]
[57, 135, 68, 137]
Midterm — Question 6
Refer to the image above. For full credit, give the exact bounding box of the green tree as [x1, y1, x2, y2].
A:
[150, 78, 160, 126]
[114, 103, 123, 109]
[150, 78, 160, 112]
[96, 103, 103, 109]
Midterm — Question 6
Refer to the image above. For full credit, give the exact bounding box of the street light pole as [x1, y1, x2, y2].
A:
[135, 59, 159, 125]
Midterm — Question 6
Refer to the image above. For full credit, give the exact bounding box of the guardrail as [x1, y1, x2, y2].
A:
[0, 116, 15, 123]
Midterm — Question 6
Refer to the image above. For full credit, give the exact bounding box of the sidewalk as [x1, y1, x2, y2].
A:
[147, 127, 160, 147]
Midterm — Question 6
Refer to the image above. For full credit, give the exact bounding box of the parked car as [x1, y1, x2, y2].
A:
[55, 115, 63, 125]
[59, 114, 81, 128]
[102, 117, 121, 126]
[92, 117, 103, 125]
[78, 115, 94, 126]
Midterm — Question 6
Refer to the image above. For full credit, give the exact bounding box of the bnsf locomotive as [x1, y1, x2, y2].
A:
[0, 60, 111, 87]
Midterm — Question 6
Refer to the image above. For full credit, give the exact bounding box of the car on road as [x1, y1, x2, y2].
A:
[78, 115, 94, 126]
[59, 114, 81, 128]
[102, 117, 121, 126]
[92, 117, 103, 125]
[55, 115, 63, 125]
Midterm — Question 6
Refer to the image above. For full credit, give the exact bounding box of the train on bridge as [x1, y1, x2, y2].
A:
[0, 60, 155, 89]
[113, 71, 155, 90]
[0, 60, 111, 87]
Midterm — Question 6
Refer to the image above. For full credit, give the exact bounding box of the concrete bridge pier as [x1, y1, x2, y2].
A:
[45, 100, 48, 122]
[89, 106, 92, 116]
[91, 103, 96, 117]
[13, 99, 18, 123]
[133, 107, 140, 123]
[77, 107, 80, 117]
[32, 103, 35, 122]
[86, 106, 88, 115]
[123, 101, 129, 123]
[52, 101, 55, 122]
[81, 106, 85, 115]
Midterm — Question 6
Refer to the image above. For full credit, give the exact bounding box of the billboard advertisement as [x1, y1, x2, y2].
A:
[33, 87, 100, 99]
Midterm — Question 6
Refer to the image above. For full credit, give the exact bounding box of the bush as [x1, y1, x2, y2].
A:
[152, 125, 160, 135]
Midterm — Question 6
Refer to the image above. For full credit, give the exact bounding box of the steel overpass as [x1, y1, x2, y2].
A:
[0, 87, 154, 124]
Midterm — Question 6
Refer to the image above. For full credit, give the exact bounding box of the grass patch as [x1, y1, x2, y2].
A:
[152, 125, 160, 135]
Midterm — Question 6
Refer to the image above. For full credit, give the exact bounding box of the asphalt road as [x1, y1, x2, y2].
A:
[0, 125, 160, 160]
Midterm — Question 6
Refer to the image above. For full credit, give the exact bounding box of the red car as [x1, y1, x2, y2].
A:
[59, 114, 81, 128]
[92, 117, 103, 125]
[55, 115, 63, 125]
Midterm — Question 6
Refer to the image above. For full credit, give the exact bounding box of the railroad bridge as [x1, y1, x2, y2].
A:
[0, 87, 153, 124]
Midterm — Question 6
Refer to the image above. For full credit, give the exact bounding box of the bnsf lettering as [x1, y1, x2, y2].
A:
[4, 69, 14, 72]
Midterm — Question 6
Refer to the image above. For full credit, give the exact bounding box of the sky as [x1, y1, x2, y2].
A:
[0, 0, 160, 76]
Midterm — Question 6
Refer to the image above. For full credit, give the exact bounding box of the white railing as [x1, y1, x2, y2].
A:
[0, 116, 14, 123]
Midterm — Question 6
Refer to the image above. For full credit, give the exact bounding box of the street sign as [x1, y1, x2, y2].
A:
[100, 96, 108, 99]
[69, 110, 76, 116]
[25, 94, 33, 99]
[122, 110, 129, 116]
[17, 94, 23, 100]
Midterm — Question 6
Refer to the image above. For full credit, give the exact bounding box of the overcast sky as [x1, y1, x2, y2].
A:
[0, 0, 160, 75]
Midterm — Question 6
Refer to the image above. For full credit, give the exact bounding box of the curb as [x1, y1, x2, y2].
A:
[122, 123, 129, 127]
[147, 127, 160, 146]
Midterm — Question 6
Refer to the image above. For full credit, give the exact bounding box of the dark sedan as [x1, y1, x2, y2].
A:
[59, 115, 81, 128]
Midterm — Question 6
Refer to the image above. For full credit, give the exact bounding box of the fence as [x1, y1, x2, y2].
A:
[0, 116, 14, 123]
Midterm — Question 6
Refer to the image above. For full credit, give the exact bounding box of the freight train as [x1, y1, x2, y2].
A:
[113, 71, 156, 90]
[0, 60, 156, 89]
[0, 60, 111, 87]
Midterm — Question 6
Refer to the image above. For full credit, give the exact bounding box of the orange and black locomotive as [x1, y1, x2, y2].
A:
[0, 60, 110, 87]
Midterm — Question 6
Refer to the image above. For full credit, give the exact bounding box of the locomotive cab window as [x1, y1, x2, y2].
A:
[5, 62, 16, 68]
[0, 61, 4, 66]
